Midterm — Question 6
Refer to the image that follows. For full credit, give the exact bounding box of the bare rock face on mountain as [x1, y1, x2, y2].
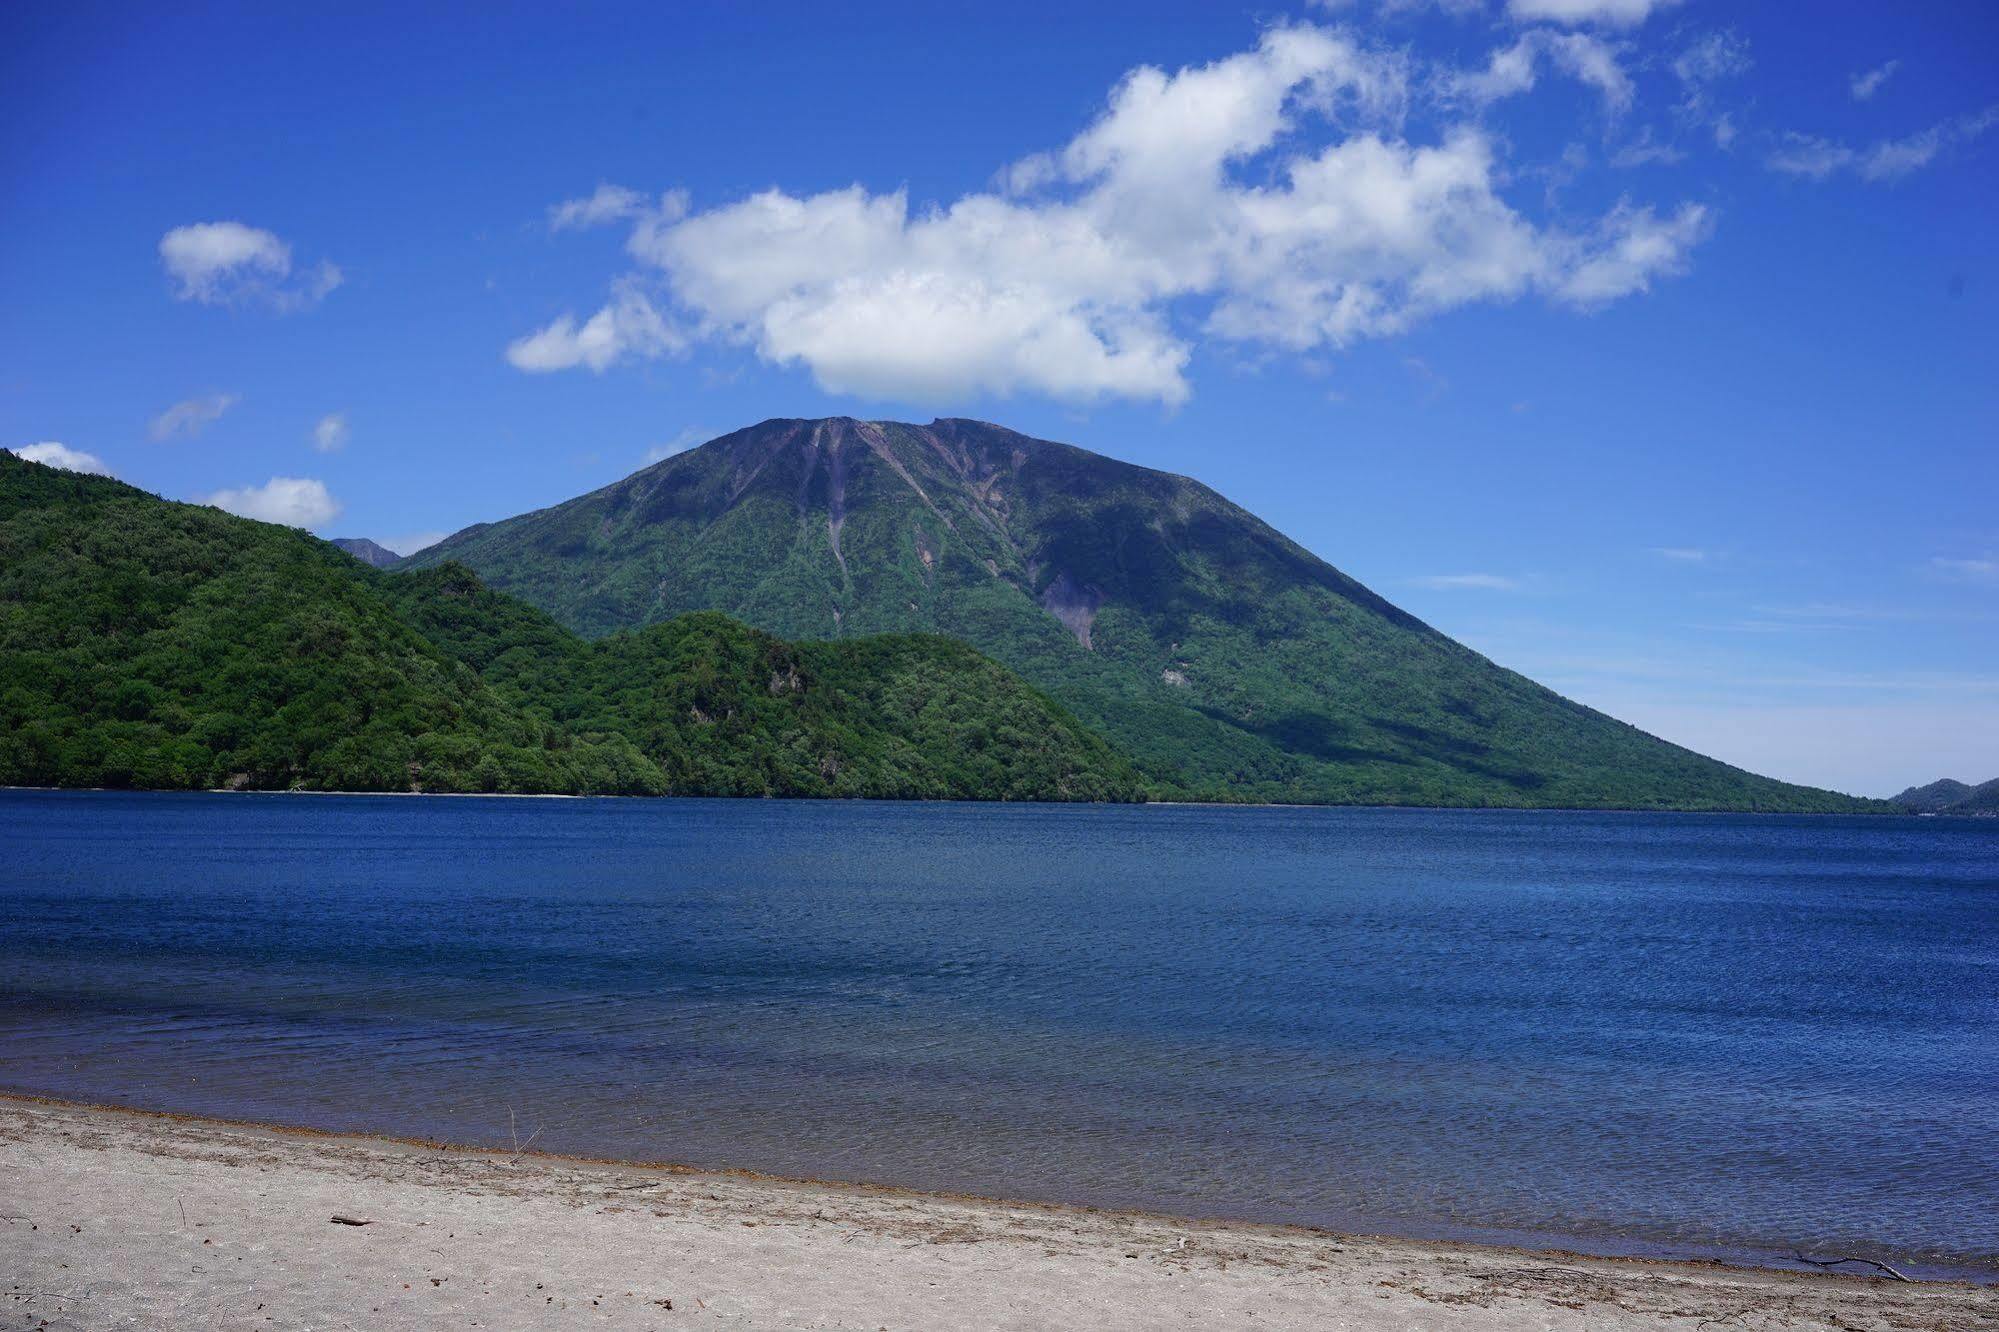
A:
[407, 417, 1877, 812]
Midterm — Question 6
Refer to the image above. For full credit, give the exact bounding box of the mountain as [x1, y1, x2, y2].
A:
[0, 452, 1140, 801]
[330, 536, 401, 568]
[408, 417, 1879, 812]
[1892, 778, 1999, 816]
[1891, 778, 1974, 812]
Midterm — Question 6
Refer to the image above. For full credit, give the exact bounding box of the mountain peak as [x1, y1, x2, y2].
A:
[330, 537, 400, 568]
[407, 417, 1875, 813]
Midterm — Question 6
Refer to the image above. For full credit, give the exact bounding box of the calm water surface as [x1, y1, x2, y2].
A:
[2, 791, 1994, 1277]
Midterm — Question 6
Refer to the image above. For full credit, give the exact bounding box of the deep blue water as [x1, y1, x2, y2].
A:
[2, 790, 1994, 1277]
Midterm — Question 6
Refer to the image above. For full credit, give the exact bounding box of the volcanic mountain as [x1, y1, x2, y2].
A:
[408, 417, 1875, 811]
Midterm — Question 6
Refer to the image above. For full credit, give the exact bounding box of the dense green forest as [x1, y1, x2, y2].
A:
[0, 453, 1142, 801]
[411, 416, 1885, 813]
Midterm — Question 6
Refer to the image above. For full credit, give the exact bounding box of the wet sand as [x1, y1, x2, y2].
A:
[3, 1097, 1991, 1330]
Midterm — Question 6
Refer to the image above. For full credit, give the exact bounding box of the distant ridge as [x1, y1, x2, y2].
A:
[330, 537, 400, 568]
[407, 416, 1883, 813]
[1892, 777, 1999, 816]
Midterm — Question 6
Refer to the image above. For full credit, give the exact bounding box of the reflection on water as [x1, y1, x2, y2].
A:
[2, 790, 1994, 1277]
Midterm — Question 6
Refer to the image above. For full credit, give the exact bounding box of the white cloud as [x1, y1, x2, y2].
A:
[1850, 60, 1900, 102]
[203, 477, 342, 529]
[644, 426, 710, 464]
[506, 279, 686, 373]
[10, 442, 113, 476]
[1449, 31, 1634, 114]
[1650, 546, 1710, 562]
[521, 25, 1708, 404]
[1505, 0, 1680, 28]
[313, 412, 350, 453]
[381, 531, 447, 557]
[1768, 106, 1997, 183]
[148, 392, 239, 441]
[548, 185, 688, 232]
[158, 222, 342, 310]
[1409, 572, 1521, 590]
[1549, 201, 1710, 305]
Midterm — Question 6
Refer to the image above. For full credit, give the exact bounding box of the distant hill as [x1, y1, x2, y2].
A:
[330, 536, 401, 568]
[0, 452, 1141, 801]
[409, 416, 1882, 813]
[1893, 777, 1999, 816]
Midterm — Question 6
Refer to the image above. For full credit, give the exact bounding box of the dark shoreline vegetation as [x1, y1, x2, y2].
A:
[0, 449, 1887, 810]
[0, 455, 1141, 801]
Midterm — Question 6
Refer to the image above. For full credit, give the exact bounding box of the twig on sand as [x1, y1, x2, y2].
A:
[1789, 1252, 1910, 1282]
[506, 1106, 544, 1161]
[329, 1216, 375, 1227]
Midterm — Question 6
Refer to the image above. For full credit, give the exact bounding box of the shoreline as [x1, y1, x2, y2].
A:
[3, 1092, 1978, 1285]
[5, 1097, 1992, 1330]
[1, 782, 1912, 815]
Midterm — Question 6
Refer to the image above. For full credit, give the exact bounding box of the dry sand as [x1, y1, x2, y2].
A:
[3, 1098, 1991, 1331]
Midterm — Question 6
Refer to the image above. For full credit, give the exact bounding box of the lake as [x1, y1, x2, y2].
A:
[2, 790, 1993, 1278]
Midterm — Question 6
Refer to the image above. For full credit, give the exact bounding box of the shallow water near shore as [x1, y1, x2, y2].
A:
[3, 789, 1994, 1278]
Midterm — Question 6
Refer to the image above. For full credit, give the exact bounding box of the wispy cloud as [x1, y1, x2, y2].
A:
[1930, 555, 1999, 583]
[1402, 356, 1449, 397]
[1768, 105, 1998, 182]
[148, 393, 238, 441]
[1849, 60, 1900, 102]
[312, 412, 350, 453]
[1694, 618, 1857, 635]
[1747, 601, 1996, 627]
[1671, 30, 1751, 149]
[644, 426, 710, 464]
[1446, 30, 1635, 114]
[1650, 545, 1710, 562]
[1609, 129, 1685, 169]
[1409, 572, 1521, 590]
[381, 531, 447, 557]
[548, 185, 688, 233]
[158, 222, 341, 311]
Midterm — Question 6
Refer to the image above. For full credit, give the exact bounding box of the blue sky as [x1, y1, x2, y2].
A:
[3, 0, 1994, 796]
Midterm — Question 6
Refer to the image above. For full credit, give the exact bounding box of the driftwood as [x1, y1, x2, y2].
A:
[1789, 1251, 1910, 1282]
[329, 1215, 375, 1227]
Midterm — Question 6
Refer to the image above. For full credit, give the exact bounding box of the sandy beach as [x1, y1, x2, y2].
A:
[2, 1098, 1990, 1331]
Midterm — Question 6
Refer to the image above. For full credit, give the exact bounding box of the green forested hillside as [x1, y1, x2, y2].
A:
[1891, 777, 1999, 816]
[0, 453, 1141, 801]
[408, 417, 1883, 813]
